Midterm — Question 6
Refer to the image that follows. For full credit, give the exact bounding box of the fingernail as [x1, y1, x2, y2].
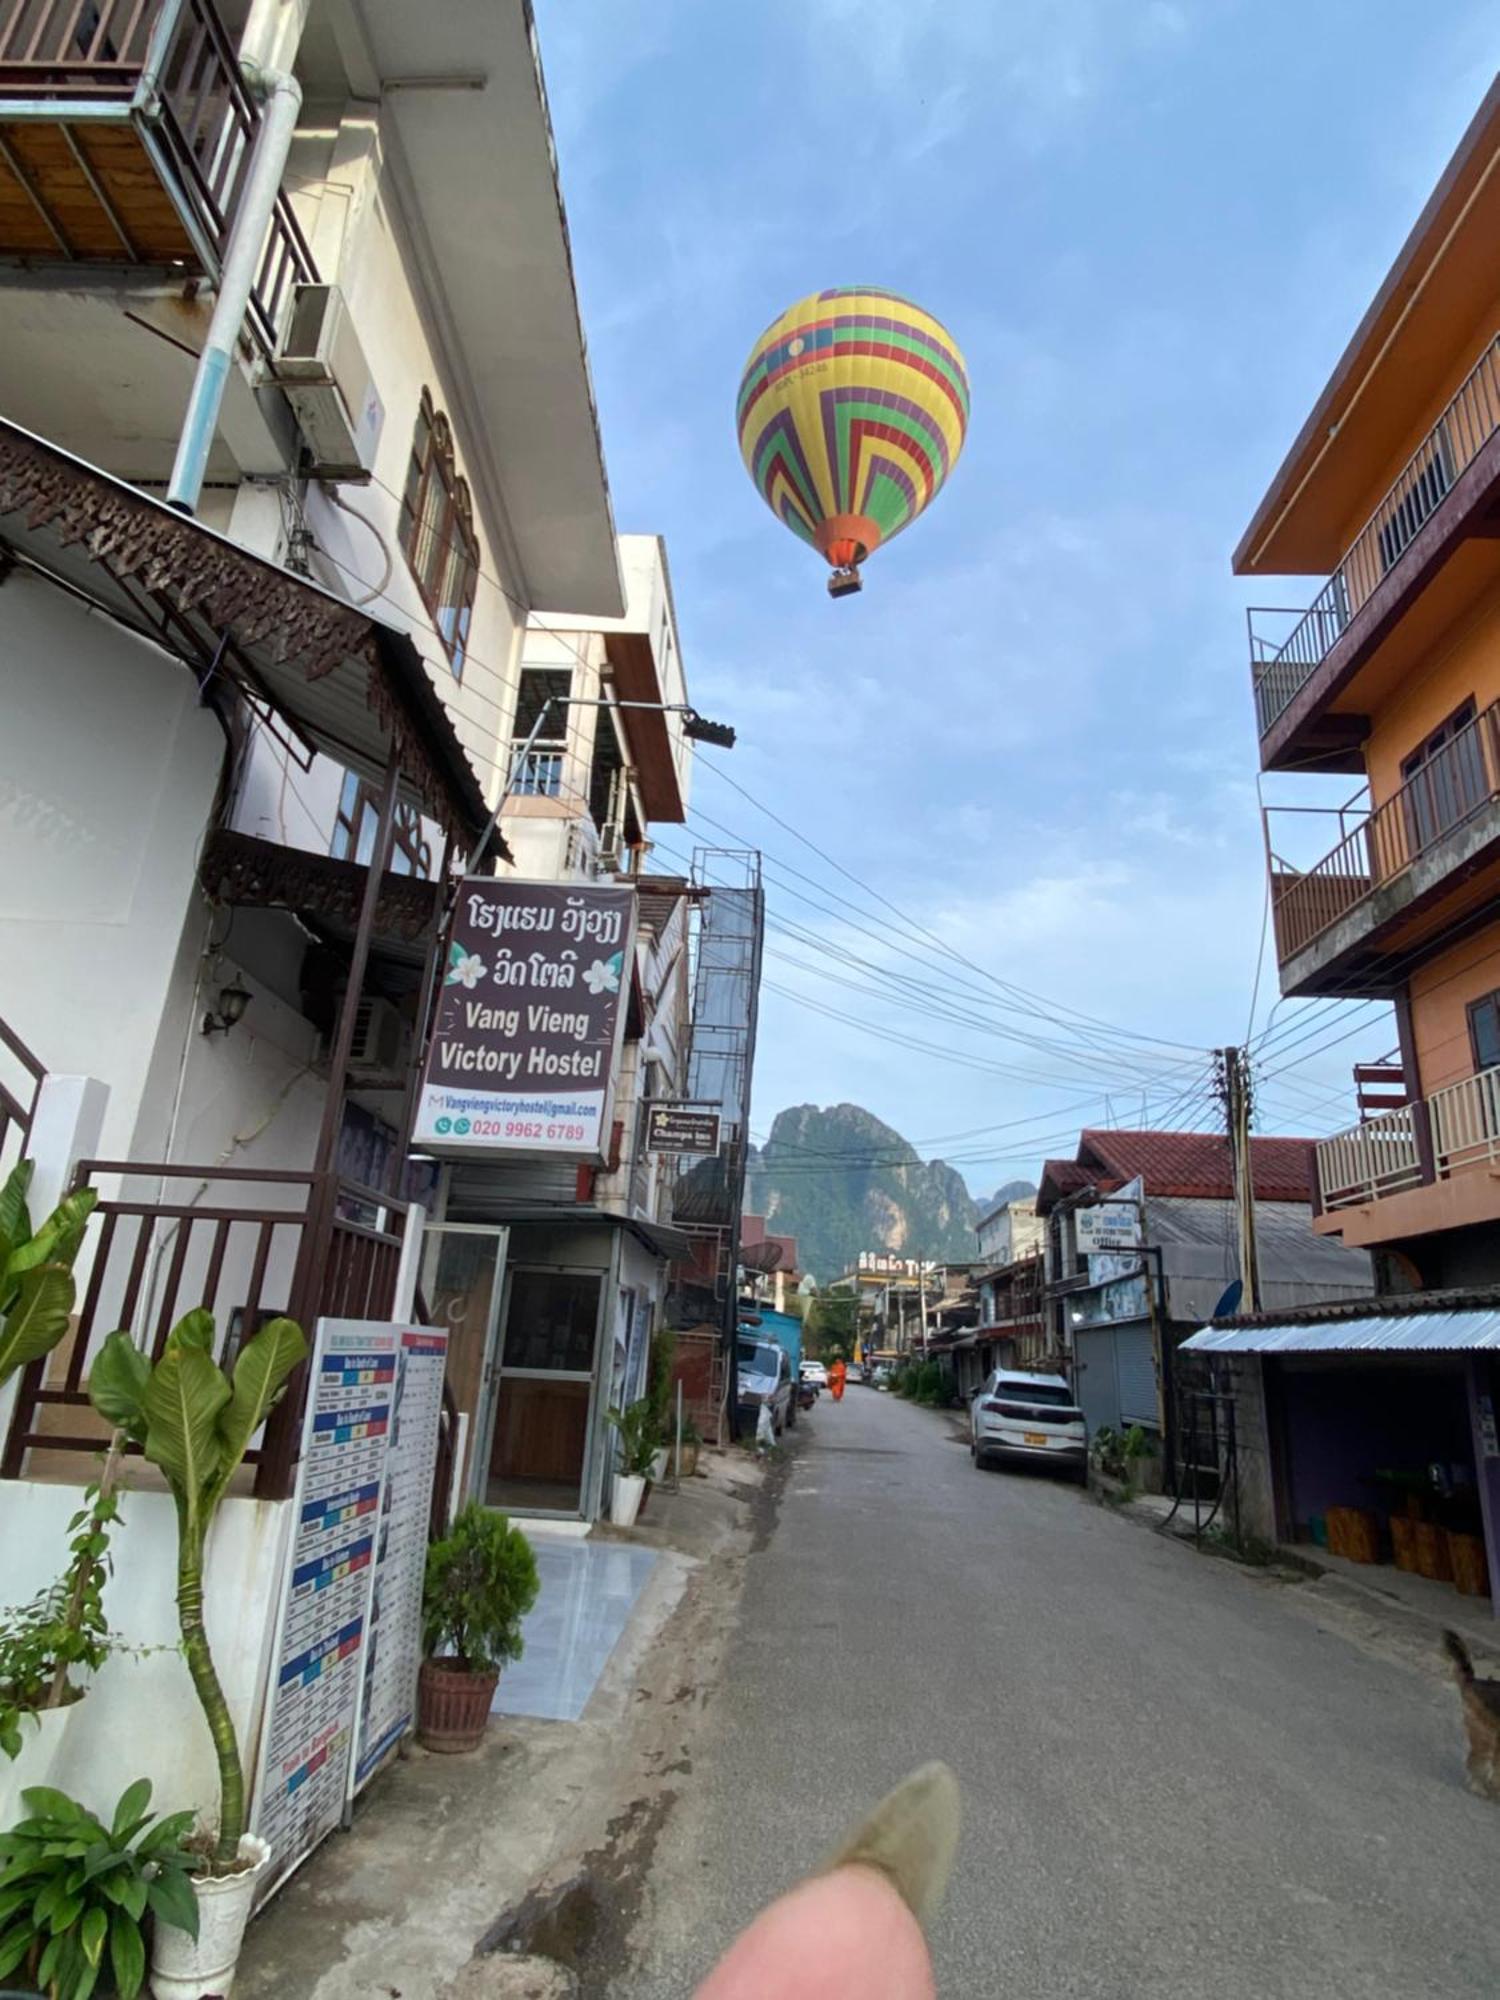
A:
[820, 1761, 961, 1927]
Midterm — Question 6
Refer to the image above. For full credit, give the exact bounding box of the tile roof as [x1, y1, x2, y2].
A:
[1077, 1130, 1316, 1203]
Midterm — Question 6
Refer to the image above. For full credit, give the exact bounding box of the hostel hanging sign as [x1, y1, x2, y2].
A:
[413, 879, 637, 1157]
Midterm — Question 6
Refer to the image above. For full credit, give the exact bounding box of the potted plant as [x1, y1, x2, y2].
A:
[87, 1309, 306, 2000]
[0, 1779, 199, 1999]
[606, 1400, 658, 1528]
[418, 1506, 539, 1754]
[678, 1417, 702, 1480]
[0, 1468, 121, 1825]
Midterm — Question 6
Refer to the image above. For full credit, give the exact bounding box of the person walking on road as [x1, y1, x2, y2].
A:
[829, 1358, 847, 1402]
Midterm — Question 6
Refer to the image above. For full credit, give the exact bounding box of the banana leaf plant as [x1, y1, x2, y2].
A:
[0, 1160, 98, 1392]
[87, 1310, 307, 1871]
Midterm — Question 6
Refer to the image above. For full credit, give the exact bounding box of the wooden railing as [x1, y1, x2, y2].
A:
[0, 1161, 403, 1496]
[1267, 699, 1500, 962]
[0, 0, 159, 88]
[1250, 332, 1500, 736]
[0, 0, 316, 351]
[1316, 1102, 1426, 1210]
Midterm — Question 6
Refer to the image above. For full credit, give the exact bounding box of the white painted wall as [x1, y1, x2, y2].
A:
[0, 574, 224, 1161]
[977, 1199, 1043, 1267]
[0, 1482, 291, 1828]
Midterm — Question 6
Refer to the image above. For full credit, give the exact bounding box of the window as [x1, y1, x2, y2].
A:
[1400, 699, 1485, 855]
[331, 770, 433, 877]
[510, 667, 571, 798]
[1468, 992, 1500, 1075]
[397, 389, 479, 676]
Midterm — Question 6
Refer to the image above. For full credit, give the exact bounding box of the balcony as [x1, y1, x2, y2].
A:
[1248, 332, 1500, 762]
[1265, 698, 1500, 995]
[510, 742, 566, 799]
[0, 0, 314, 354]
[1316, 1063, 1500, 1247]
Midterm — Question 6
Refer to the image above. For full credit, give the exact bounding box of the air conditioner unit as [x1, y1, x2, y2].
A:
[595, 823, 625, 874]
[348, 996, 408, 1076]
[275, 284, 385, 477]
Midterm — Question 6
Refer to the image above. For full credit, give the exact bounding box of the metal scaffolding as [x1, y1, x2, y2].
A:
[669, 850, 765, 1433]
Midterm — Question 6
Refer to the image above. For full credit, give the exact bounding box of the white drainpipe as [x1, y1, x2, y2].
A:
[166, 58, 303, 515]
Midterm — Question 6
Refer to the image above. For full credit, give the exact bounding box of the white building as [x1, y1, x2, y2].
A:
[0, 0, 709, 1845]
[976, 1195, 1043, 1268]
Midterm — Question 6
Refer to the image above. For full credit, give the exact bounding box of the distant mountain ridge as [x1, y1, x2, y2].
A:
[744, 1103, 1035, 1283]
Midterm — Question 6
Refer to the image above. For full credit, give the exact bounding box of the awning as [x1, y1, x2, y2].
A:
[0, 420, 492, 848]
[1183, 1307, 1500, 1355]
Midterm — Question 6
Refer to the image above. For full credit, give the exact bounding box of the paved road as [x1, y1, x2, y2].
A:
[619, 1385, 1500, 1998]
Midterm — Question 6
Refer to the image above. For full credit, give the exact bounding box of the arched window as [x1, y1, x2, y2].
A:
[398, 388, 480, 676]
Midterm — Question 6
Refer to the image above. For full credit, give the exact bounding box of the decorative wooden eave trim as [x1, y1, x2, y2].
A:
[0, 428, 488, 849]
[199, 829, 441, 946]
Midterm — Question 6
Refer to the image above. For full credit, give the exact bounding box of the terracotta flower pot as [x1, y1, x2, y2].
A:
[417, 1658, 498, 1753]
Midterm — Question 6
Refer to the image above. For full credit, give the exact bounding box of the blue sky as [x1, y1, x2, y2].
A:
[539, 1, 1497, 1192]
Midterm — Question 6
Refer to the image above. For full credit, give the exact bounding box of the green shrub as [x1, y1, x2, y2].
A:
[0, 1779, 199, 2000]
[606, 1397, 660, 1477]
[0, 1477, 120, 1761]
[423, 1505, 540, 1675]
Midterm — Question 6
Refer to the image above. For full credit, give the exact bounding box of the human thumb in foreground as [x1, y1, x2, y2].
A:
[693, 1762, 961, 1999]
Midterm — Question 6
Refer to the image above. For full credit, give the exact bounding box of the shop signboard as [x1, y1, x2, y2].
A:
[1070, 1273, 1150, 1328]
[644, 1103, 722, 1156]
[1075, 1201, 1143, 1254]
[413, 880, 637, 1158]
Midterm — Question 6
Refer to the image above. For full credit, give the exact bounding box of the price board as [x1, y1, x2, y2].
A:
[353, 1326, 449, 1793]
[252, 1320, 397, 1899]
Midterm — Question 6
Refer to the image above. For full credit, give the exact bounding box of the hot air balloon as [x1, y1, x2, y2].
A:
[736, 286, 969, 598]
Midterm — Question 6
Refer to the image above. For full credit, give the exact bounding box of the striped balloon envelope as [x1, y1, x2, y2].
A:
[736, 286, 970, 597]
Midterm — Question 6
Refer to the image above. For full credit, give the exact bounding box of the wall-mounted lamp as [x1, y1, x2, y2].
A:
[202, 977, 252, 1037]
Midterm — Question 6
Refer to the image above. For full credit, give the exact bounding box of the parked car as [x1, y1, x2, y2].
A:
[737, 1334, 794, 1435]
[801, 1359, 829, 1390]
[970, 1369, 1086, 1479]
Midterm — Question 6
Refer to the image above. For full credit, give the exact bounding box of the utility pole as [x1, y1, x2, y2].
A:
[1216, 1046, 1261, 1313]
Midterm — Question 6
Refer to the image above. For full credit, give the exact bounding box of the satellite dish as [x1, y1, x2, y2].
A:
[1211, 1279, 1244, 1320]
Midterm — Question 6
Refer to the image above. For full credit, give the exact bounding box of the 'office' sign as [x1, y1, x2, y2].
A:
[413, 879, 637, 1157]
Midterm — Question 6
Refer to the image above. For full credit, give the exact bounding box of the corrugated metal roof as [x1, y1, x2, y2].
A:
[1183, 1308, 1500, 1354]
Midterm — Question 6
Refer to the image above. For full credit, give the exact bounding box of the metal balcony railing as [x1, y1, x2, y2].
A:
[1316, 1102, 1425, 1209]
[0, 0, 316, 351]
[1430, 1065, 1500, 1176]
[510, 742, 565, 798]
[1266, 698, 1500, 962]
[1250, 332, 1500, 737]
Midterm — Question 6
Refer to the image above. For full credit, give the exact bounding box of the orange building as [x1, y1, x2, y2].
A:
[1238, 77, 1500, 1288]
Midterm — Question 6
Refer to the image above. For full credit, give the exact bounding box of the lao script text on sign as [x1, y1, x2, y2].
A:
[414, 880, 637, 1159]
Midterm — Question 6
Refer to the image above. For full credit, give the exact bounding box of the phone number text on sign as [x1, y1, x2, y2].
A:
[471, 1117, 588, 1143]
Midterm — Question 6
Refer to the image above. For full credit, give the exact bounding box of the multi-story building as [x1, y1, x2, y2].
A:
[0, 0, 736, 1838]
[1241, 79, 1500, 1290]
[1215, 82, 1500, 1605]
[974, 1194, 1043, 1269]
[1034, 1130, 1370, 1442]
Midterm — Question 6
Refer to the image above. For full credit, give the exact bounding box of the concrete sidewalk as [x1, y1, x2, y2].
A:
[236, 1450, 767, 2000]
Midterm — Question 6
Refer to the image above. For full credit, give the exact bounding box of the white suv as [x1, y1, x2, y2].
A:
[970, 1369, 1086, 1480]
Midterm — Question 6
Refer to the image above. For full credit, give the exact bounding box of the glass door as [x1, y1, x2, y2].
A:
[418, 1224, 508, 1500]
[484, 1268, 604, 1515]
